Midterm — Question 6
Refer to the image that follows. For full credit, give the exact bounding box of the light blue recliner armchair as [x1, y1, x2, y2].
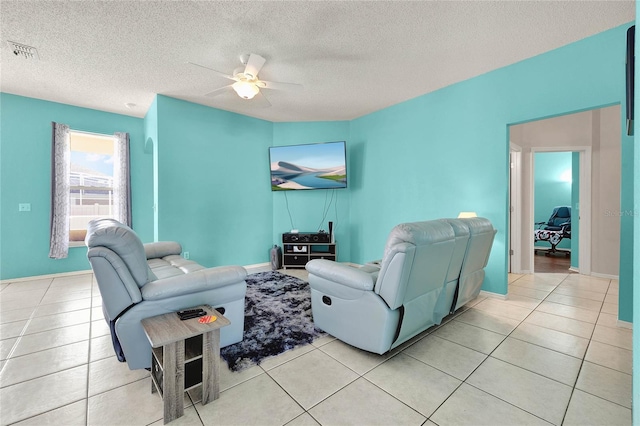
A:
[86, 219, 247, 370]
[305, 217, 496, 354]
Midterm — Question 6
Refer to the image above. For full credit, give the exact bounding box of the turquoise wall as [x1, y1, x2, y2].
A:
[534, 152, 572, 250]
[1, 24, 634, 328]
[571, 152, 580, 268]
[350, 23, 633, 296]
[271, 122, 351, 261]
[349, 89, 508, 293]
[0, 93, 151, 279]
[632, 8, 638, 423]
[152, 95, 273, 267]
[2, 17, 637, 420]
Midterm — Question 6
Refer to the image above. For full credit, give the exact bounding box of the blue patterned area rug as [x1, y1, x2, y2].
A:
[220, 270, 324, 371]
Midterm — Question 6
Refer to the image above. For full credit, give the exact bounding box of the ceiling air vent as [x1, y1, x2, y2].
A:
[7, 41, 39, 60]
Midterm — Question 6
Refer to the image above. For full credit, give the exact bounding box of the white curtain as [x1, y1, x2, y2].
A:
[113, 132, 132, 226]
[49, 122, 70, 259]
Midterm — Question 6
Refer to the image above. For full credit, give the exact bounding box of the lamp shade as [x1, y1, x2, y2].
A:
[232, 81, 259, 99]
[457, 212, 477, 218]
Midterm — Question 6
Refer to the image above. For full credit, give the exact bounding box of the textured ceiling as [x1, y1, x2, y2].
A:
[0, 1, 635, 122]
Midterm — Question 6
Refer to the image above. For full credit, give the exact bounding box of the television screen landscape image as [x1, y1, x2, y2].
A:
[269, 141, 347, 191]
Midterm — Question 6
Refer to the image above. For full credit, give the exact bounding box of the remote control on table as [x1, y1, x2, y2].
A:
[178, 308, 205, 316]
[177, 308, 207, 320]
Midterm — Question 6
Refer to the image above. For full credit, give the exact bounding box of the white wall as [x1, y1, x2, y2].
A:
[510, 105, 621, 276]
[592, 107, 622, 276]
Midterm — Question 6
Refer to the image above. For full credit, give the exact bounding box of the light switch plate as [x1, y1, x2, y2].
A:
[18, 203, 31, 212]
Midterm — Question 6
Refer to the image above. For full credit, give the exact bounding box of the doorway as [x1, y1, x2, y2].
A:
[508, 105, 621, 278]
[532, 151, 575, 273]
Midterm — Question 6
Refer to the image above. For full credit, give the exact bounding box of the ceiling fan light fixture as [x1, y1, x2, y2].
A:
[232, 81, 259, 99]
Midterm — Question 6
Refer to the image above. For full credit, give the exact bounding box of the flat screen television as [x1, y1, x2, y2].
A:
[269, 141, 347, 191]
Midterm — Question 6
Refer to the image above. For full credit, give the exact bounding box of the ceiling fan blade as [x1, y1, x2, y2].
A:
[252, 91, 272, 108]
[204, 85, 233, 97]
[187, 62, 236, 81]
[258, 80, 304, 91]
[243, 54, 266, 80]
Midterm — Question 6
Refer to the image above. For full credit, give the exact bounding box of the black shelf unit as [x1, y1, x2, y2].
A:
[281, 238, 336, 269]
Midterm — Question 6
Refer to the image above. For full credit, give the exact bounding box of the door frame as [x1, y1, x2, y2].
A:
[529, 146, 592, 275]
[509, 143, 522, 273]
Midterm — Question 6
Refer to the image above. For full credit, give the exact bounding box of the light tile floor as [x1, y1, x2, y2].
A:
[0, 271, 632, 425]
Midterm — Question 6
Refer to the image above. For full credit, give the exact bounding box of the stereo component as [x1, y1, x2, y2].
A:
[282, 232, 331, 243]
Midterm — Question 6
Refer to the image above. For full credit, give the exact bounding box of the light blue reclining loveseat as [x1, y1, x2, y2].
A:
[305, 217, 496, 354]
[86, 219, 247, 370]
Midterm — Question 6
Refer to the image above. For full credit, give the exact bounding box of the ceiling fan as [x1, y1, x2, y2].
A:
[189, 53, 303, 105]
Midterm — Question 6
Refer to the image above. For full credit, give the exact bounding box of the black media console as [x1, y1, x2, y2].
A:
[282, 233, 336, 268]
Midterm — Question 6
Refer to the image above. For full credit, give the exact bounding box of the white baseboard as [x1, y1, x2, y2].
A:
[510, 269, 532, 275]
[512, 268, 616, 279]
[617, 320, 632, 330]
[244, 262, 271, 274]
[479, 290, 507, 300]
[0, 269, 92, 285]
[589, 272, 619, 280]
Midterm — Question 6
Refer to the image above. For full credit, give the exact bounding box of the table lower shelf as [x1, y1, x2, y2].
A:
[150, 334, 207, 397]
[151, 355, 204, 396]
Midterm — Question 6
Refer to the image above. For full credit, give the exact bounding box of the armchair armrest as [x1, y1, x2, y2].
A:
[141, 265, 247, 301]
[359, 262, 381, 282]
[306, 259, 375, 291]
[87, 246, 142, 303]
[144, 241, 182, 259]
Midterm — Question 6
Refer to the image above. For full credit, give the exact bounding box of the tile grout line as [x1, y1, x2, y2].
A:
[503, 275, 631, 423]
[2, 271, 629, 425]
[0, 277, 55, 376]
[245, 279, 487, 424]
[410, 289, 551, 424]
[559, 278, 633, 420]
[1, 277, 95, 424]
[557, 277, 611, 425]
[309, 345, 429, 423]
[262, 346, 355, 425]
[315, 292, 551, 424]
[84, 273, 95, 425]
[445, 274, 572, 424]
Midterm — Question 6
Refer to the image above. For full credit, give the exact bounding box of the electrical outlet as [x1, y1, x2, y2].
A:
[18, 203, 31, 212]
[183, 252, 190, 260]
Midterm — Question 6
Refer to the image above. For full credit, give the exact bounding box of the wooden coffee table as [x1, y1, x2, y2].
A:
[141, 305, 230, 424]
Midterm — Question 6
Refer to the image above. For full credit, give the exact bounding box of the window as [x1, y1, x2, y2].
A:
[50, 122, 130, 258]
[69, 132, 116, 244]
